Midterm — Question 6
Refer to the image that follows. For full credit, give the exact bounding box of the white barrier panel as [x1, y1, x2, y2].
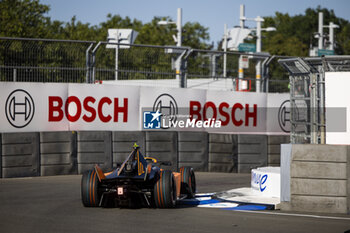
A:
[325, 72, 350, 144]
[0, 82, 140, 132]
[0, 82, 289, 133]
[66, 84, 140, 131]
[139, 87, 207, 132]
[139, 87, 289, 133]
[266, 93, 290, 134]
[251, 167, 280, 198]
[0, 82, 69, 132]
[205, 90, 266, 133]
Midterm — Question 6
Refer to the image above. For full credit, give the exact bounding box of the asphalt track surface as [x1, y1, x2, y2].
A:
[0, 173, 349, 233]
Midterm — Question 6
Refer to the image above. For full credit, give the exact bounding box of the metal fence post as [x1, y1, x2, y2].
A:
[179, 49, 187, 88]
[85, 43, 94, 83]
[319, 59, 326, 144]
[310, 73, 317, 144]
[182, 49, 193, 88]
[261, 56, 271, 92]
[289, 76, 294, 143]
[91, 42, 102, 84]
[13, 68, 17, 82]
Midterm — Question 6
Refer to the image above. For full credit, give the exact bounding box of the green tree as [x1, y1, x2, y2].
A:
[98, 14, 143, 41]
[183, 22, 211, 49]
[262, 7, 350, 56]
[137, 17, 211, 49]
[59, 16, 97, 41]
[136, 17, 175, 45]
[0, 0, 50, 38]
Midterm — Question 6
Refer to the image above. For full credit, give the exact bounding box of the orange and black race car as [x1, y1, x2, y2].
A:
[81, 144, 196, 208]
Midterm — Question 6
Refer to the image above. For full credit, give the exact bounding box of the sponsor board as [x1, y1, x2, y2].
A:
[0, 82, 289, 133]
[267, 93, 291, 133]
[0, 83, 139, 132]
[251, 167, 280, 198]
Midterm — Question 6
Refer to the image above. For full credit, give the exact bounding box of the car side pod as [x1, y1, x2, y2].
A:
[154, 170, 176, 208]
[81, 169, 102, 207]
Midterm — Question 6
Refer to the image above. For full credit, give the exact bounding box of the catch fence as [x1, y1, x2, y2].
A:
[0, 37, 289, 92]
[279, 56, 350, 144]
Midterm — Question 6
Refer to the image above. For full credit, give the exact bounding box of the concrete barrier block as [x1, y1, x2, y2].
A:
[288, 196, 348, 214]
[267, 135, 290, 166]
[112, 131, 145, 167]
[208, 134, 237, 173]
[40, 131, 77, 176]
[2, 132, 40, 178]
[209, 143, 234, 154]
[146, 131, 178, 171]
[178, 132, 208, 172]
[291, 178, 347, 196]
[292, 144, 348, 162]
[209, 133, 234, 143]
[268, 144, 282, 154]
[268, 135, 290, 144]
[77, 131, 112, 174]
[348, 145, 350, 214]
[291, 161, 347, 179]
[0, 134, 1, 178]
[284, 144, 350, 214]
[237, 135, 267, 173]
[237, 135, 265, 144]
[268, 153, 281, 166]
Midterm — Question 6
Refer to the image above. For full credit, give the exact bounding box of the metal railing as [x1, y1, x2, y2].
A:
[0, 37, 289, 92]
[279, 56, 350, 144]
[0, 37, 94, 83]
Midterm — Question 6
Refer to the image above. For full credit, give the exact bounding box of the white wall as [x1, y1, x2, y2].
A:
[325, 72, 350, 144]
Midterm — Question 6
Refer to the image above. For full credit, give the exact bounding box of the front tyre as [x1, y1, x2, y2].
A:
[154, 170, 176, 208]
[81, 169, 101, 207]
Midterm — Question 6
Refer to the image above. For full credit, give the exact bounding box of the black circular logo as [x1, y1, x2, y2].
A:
[5, 89, 35, 128]
[278, 100, 291, 133]
[153, 94, 178, 129]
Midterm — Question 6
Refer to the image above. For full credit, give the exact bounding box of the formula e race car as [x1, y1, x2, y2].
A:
[81, 144, 196, 208]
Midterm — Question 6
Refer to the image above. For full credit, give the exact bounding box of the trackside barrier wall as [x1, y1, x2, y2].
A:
[2, 132, 40, 178]
[40, 131, 77, 176]
[145, 131, 178, 171]
[112, 131, 145, 167]
[77, 131, 112, 174]
[281, 144, 350, 214]
[267, 135, 290, 167]
[237, 135, 267, 173]
[0, 131, 289, 178]
[178, 132, 208, 172]
[209, 134, 237, 173]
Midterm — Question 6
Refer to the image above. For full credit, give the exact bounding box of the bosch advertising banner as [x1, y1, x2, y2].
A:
[0, 82, 289, 134]
[140, 87, 207, 132]
[205, 90, 266, 133]
[0, 82, 140, 132]
[1, 82, 68, 132]
[267, 93, 291, 134]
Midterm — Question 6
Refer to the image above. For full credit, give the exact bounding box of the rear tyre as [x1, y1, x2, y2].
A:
[154, 170, 176, 208]
[81, 169, 101, 207]
[179, 167, 196, 198]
